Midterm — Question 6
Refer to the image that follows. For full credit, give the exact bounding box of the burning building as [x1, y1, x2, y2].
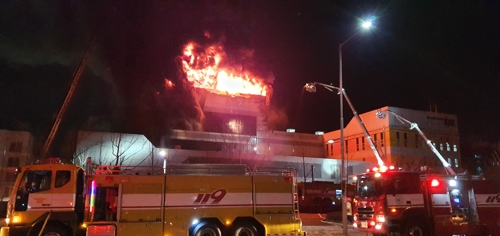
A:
[74, 39, 463, 184]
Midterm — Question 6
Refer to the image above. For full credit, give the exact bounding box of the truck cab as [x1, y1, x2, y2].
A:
[2, 159, 86, 236]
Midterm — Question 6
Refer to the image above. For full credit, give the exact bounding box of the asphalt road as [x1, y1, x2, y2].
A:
[0, 214, 369, 236]
[301, 213, 370, 236]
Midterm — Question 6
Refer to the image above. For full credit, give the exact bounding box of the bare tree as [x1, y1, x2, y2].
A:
[72, 131, 100, 166]
[109, 133, 146, 166]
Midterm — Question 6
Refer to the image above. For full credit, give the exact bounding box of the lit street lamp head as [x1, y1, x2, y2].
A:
[376, 109, 387, 119]
[304, 83, 317, 93]
[362, 20, 372, 29]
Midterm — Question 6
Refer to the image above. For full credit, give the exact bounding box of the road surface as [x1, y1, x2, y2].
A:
[301, 213, 370, 236]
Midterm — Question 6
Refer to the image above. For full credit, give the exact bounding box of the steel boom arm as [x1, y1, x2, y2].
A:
[311, 82, 385, 167]
[378, 109, 456, 176]
[41, 36, 95, 158]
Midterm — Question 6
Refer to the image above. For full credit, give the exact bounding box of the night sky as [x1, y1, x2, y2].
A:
[1, 1, 499, 156]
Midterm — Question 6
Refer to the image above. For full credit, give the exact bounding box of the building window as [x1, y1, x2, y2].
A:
[415, 134, 419, 148]
[446, 143, 450, 152]
[362, 137, 365, 150]
[403, 133, 408, 147]
[396, 132, 400, 146]
[440, 143, 444, 151]
[7, 157, 20, 167]
[3, 187, 12, 198]
[453, 144, 458, 152]
[373, 134, 377, 148]
[330, 144, 334, 156]
[345, 140, 349, 154]
[5, 171, 17, 182]
[347, 166, 353, 176]
[9, 142, 22, 152]
[325, 145, 329, 156]
[380, 133, 384, 147]
[454, 158, 459, 168]
[448, 158, 452, 166]
[356, 138, 359, 151]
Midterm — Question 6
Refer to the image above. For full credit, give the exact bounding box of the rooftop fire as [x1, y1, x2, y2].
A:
[181, 42, 269, 97]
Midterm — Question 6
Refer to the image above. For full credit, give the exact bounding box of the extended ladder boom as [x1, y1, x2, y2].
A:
[376, 109, 456, 176]
[304, 82, 384, 166]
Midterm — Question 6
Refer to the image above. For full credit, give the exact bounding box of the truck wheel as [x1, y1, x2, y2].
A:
[404, 220, 428, 236]
[231, 223, 258, 236]
[193, 223, 222, 236]
[41, 224, 68, 236]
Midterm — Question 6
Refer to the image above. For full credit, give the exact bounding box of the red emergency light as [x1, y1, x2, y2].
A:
[430, 179, 440, 187]
[367, 165, 395, 173]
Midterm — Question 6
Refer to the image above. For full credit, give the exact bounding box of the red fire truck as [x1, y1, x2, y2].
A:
[1, 160, 306, 236]
[296, 181, 341, 213]
[352, 166, 500, 235]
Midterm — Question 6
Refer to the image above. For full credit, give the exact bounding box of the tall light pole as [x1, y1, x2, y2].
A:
[339, 19, 372, 235]
[0, 145, 6, 200]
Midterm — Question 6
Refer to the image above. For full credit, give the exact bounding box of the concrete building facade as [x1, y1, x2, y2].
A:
[0, 130, 34, 200]
[74, 92, 462, 185]
[323, 106, 461, 174]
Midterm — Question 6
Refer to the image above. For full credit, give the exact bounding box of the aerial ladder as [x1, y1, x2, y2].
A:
[304, 82, 456, 176]
[375, 108, 456, 175]
[304, 82, 385, 167]
[41, 36, 95, 158]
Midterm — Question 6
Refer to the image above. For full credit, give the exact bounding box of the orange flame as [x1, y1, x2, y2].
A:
[181, 42, 268, 97]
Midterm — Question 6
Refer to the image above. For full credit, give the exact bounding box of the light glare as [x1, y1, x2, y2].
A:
[362, 21, 372, 29]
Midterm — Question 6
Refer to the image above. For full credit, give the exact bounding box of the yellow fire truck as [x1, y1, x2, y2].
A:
[1, 159, 305, 236]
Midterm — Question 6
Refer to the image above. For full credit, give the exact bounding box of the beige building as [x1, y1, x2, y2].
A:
[323, 106, 461, 174]
[0, 130, 34, 200]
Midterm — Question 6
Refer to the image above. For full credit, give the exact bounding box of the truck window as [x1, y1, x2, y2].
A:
[18, 170, 52, 193]
[357, 177, 384, 198]
[15, 170, 52, 211]
[55, 170, 71, 188]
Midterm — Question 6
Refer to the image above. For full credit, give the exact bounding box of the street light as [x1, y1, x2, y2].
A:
[338, 19, 373, 235]
[306, 18, 373, 235]
[0, 145, 6, 200]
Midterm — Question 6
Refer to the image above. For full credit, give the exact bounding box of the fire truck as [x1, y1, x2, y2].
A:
[1, 159, 306, 236]
[350, 109, 500, 235]
[296, 181, 341, 213]
[352, 166, 500, 236]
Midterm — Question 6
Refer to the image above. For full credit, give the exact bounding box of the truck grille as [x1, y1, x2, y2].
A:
[357, 207, 374, 220]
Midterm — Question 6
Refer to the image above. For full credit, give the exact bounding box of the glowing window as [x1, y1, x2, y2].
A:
[380, 133, 384, 147]
[396, 132, 400, 146]
[345, 140, 349, 154]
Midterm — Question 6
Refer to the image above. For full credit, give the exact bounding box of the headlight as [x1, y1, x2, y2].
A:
[375, 215, 385, 223]
[12, 215, 21, 223]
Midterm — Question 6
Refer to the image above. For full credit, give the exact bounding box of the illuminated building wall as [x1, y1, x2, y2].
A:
[323, 106, 462, 173]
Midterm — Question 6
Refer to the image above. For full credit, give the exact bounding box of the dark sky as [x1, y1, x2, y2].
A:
[1, 1, 499, 155]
